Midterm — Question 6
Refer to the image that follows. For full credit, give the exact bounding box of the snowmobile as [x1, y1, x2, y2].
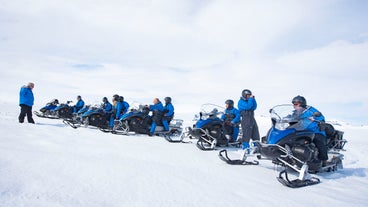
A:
[52, 101, 74, 119]
[181, 103, 241, 150]
[63, 104, 109, 129]
[33, 99, 60, 119]
[219, 104, 347, 188]
[104, 102, 183, 139]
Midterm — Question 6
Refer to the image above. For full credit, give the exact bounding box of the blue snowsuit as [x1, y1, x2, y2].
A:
[162, 103, 174, 131]
[149, 101, 164, 134]
[299, 106, 328, 161]
[221, 107, 240, 142]
[73, 99, 85, 113]
[109, 101, 129, 127]
[238, 97, 260, 149]
[19, 86, 35, 123]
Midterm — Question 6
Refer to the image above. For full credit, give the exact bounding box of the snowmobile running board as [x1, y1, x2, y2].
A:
[218, 149, 259, 165]
[277, 169, 320, 188]
[33, 111, 59, 119]
[63, 119, 80, 129]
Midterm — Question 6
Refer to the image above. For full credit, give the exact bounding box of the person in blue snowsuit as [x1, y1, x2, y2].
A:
[101, 97, 113, 122]
[291, 95, 328, 165]
[148, 98, 165, 136]
[238, 89, 260, 150]
[73, 95, 85, 113]
[162, 97, 174, 131]
[18, 82, 35, 123]
[109, 96, 129, 127]
[221, 99, 240, 142]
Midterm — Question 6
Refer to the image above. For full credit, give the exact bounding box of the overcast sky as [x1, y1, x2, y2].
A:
[1, 0, 367, 124]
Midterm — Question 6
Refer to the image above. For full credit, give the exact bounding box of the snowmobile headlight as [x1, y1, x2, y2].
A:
[275, 122, 290, 130]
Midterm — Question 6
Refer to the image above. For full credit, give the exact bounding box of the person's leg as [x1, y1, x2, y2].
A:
[18, 104, 27, 123]
[149, 122, 157, 135]
[162, 120, 169, 131]
[314, 134, 328, 161]
[26, 105, 35, 123]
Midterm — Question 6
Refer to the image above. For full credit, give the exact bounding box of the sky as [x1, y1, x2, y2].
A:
[0, 0, 368, 124]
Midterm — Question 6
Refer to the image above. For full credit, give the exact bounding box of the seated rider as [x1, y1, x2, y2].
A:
[73, 95, 85, 113]
[109, 96, 129, 128]
[147, 98, 164, 136]
[292, 95, 328, 166]
[162, 97, 174, 131]
[221, 99, 240, 142]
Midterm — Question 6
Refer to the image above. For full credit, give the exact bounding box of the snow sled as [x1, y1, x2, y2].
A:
[64, 105, 110, 129]
[33, 99, 60, 119]
[254, 104, 347, 188]
[106, 103, 183, 140]
[182, 104, 242, 150]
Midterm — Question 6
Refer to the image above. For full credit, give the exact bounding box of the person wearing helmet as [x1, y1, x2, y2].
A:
[73, 95, 85, 113]
[109, 95, 130, 128]
[221, 99, 240, 142]
[162, 97, 174, 131]
[237, 89, 260, 151]
[102, 97, 112, 113]
[147, 98, 165, 136]
[292, 95, 328, 166]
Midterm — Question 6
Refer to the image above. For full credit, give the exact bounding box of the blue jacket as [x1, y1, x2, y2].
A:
[150, 101, 164, 111]
[164, 103, 174, 117]
[19, 86, 34, 106]
[115, 101, 129, 118]
[238, 97, 257, 111]
[300, 106, 326, 136]
[103, 101, 113, 113]
[221, 107, 240, 124]
[75, 99, 85, 109]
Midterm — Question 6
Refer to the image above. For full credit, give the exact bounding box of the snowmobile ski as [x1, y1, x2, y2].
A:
[277, 169, 320, 188]
[218, 149, 259, 165]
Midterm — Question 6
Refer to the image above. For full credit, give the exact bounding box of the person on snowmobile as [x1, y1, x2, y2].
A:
[102, 97, 113, 113]
[162, 97, 174, 131]
[40, 99, 59, 113]
[18, 82, 35, 124]
[109, 96, 129, 128]
[291, 95, 328, 166]
[237, 89, 260, 151]
[147, 98, 164, 136]
[73, 95, 85, 113]
[221, 99, 240, 143]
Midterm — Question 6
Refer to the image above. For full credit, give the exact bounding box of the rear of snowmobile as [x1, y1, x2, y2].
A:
[33, 99, 61, 119]
[181, 103, 241, 149]
[219, 104, 347, 188]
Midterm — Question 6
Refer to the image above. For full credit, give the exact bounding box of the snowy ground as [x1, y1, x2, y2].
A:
[0, 102, 367, 207]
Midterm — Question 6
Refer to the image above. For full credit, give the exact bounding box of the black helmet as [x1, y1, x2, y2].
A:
[102, 97, 108, 103]
[77, 95, 81, 100]
[164, 97, 172, 104]
[113, 94, 119, 102]
[292, 95, 307, 108]
[225, 99, 234, 109]
[241, 89, 252, 99]
[53, 99, 59, 104]
[119, 96, 124, 102]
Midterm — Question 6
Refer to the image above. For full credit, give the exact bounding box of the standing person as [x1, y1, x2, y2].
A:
[291, 95, 328, 166]
[73, 95, 85, 113]
[162, 97, 174, 132]
[147, 98, 164, 136]
[19, 82, 35, 124]
[221, 99, 240, 143]
[238, 89, 260, 151]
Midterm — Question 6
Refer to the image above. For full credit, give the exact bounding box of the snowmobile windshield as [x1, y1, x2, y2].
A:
[198, 103, 224, 120]
[128, 101, 144, 112]
[270, 104, 309, 131]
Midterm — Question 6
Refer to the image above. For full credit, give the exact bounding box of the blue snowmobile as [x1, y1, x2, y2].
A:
[106, 102, 183, 139]
[182, 104, 241, 150]
[33, 99, 60, 119]
[219, 104, 347, 188]
[64, 104, 110, 129]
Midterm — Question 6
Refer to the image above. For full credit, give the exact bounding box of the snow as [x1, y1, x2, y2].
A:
[1, 102, 368, 207]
